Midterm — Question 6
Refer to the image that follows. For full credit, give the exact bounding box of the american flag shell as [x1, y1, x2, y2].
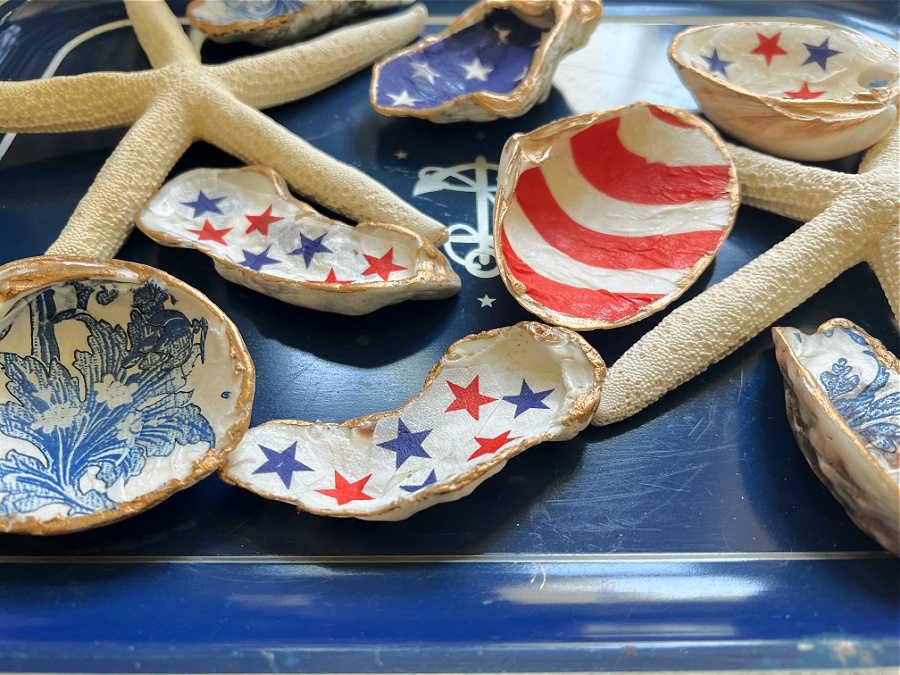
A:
[669, 22, 900, 161]
[220, 322, 605, 521]
[369, 0, 602, 122]
[494, 102, 739, 330]
[136, 166, 460, 316]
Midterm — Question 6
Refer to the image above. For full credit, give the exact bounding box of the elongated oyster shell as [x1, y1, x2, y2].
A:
[221, 322, 604, 520]
[136, 166, 460, 316]
[670, 22, 899, 161]
[773, 319, 899, 555]
[0, 257, 254, 534]
[494, 101, 738, 330]
[370, 0, 603, 122]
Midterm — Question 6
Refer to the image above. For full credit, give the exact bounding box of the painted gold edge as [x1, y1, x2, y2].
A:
[221, 322, 604, 519]
[135, 166, 458, 293]
[493, 102, 740, 332]
[668, 23, 899, 115]
[0, 256, 255, 535]
[772, 319, 900, 497]
[0, 550, 893, 564]
[371, 0, 598, 119]
[186, 0, 310, 38]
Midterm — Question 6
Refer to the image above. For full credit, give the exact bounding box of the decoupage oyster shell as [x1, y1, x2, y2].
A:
[494, 101, 738, 331]
[773, 319, 899, 555]
[669, 22, 900, 161]
[0, 257, 254, 534]
[370, 0, 603, 123]
[136, 166, 460, 316]
[221, 321, 605, 520]
[187, 0, 415, 47]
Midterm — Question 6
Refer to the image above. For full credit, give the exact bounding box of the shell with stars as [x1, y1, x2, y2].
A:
[370, 0, 603, 123]
[136, 167, 460, 315]
[220, 322, 605, 520]
[670, 22, 899, 161]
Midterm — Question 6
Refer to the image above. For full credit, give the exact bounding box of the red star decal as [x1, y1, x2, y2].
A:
[309, 268, 354, 285]
[468, 430, 521, 461]
[362, 248, 407, 280]
[185, 219, 231, 244]
[785, 81, 826, 99]
[445, 375, 497, 420]
[750, 32, 788, 66]
[315, 471, 375, 506]
[245, 205, 283, 235]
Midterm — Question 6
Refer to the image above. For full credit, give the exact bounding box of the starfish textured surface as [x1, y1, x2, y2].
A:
[593, 117, 899, 426]
[0, 0, 446, 258]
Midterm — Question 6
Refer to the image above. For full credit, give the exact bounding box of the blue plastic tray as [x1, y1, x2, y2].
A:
[0, 0, 897, 671]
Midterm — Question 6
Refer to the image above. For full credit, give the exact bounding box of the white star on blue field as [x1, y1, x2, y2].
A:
[375, 8, 545, 112]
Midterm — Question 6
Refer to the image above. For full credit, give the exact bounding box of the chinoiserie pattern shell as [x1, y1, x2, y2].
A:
[187, 0, 415, 46]
[773, 319, 899, 555]
[370, 0, 603, 122]
[494, 101, 739, 331]
[221, 322, 605, 520]
[0, 257, 254, 534]
[669, 22, 899, 161]
[136, 166, 460, 316]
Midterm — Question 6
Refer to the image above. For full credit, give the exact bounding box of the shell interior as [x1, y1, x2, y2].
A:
[496, 102, 737, 329]
[674, 22, 899, 102]
[136, 167, 460, 315]
[0, 258, 253, 533]
[222, 322, 604, 520]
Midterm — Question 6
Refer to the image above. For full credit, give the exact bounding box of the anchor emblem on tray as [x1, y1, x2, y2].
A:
[413, 155, 499, 278]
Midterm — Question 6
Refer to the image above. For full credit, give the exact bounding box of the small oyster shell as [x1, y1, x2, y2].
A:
[221, 321, 605, 520]
[187, 0, 415, 47]
[0, 256, 254, 534]
[669, 22, 900, 161]
[773, 319, 899, 555]
[136, 166, 460, 316]
[494, 101, 738, 330]
[370, 0, 603, 122]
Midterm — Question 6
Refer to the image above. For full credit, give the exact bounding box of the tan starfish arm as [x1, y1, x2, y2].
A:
[0, 71, 159, 133]
[868, 225, 900, 320]
[860, 116, 898, 175]
[215, 4, 428, 110]
[592, 195, 874, 426]
[726, 143, 857, 222]
[125, 0, 198, 68]
[196, 91, 448, 245]
[46, 92, 195, 258]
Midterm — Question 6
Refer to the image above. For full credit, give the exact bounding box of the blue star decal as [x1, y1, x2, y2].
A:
[803, 38, 841, 70]
[378, 418, 432, 468]
[252, 442, 313, 488]
[289, 233, 332, 267]
[502, 379, 554, 418]
[239, 246, 280, 271]
[701, 49, 732, 77]
[182, 190, 225, 218]
[400, 469, 437, 493]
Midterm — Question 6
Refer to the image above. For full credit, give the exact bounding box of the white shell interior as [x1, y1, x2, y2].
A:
[675, 22, 899, 100]
[223, 323, 601, 519]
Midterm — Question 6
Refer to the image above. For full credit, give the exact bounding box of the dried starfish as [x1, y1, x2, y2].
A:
[0, 0, 446, 259]
[593, 117, 898, 426]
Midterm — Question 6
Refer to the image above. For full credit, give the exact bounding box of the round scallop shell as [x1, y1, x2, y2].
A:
[669, 22, 900, 161]
[370, 0, 603, 123]
[773, 319, 899, 555]
[187, 0, 415, 47]
[221, 321, 605, 520]
[136, 166, 460, 316]
[494, 101, 739, 331]
[0, 257, 254, 534]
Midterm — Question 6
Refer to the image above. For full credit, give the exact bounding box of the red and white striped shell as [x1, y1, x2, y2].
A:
[494, 101, 739, 331]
